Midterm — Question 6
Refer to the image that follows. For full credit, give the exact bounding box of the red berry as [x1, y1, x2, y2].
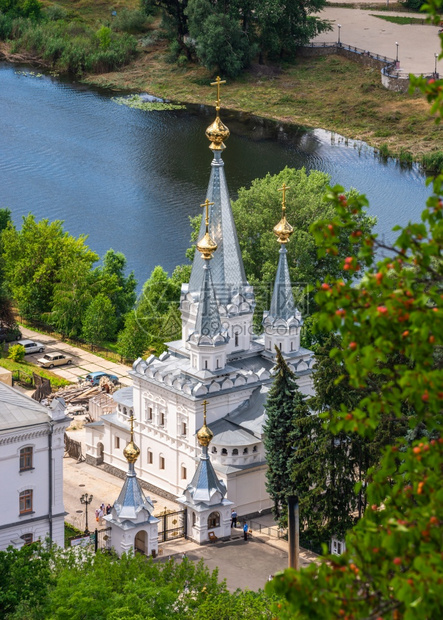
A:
[393, 557, 402, 566]
[349, 342, 357, 350]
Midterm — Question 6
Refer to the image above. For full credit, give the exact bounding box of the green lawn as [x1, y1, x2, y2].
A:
[370, 14, 427, 25]
[0, 354, 71, 388]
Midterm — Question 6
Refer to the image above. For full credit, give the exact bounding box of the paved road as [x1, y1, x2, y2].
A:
[314, 6, 441, 74]
[16, 325, 132, 386]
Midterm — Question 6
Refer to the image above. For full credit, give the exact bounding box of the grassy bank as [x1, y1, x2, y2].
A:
[84, 43, 442, 165]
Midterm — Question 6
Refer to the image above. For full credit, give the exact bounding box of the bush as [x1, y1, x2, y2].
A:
[112, 8, 148, 33]
[43, 4, 68, 21]
[422, 151, 443, 175]
[0, 12, 13, 39]
[8, 344, 25, 362]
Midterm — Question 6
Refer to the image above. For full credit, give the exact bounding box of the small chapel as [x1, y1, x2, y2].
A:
[85, 79, 315, 516]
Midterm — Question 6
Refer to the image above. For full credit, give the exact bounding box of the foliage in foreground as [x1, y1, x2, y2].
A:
[0, 543, 278, 619]
[266, 136, 443, 620]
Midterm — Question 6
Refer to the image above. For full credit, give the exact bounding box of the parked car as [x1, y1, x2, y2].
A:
[0, 325, 22, 343]
[17, 339, 45, 354]
[38, 351, 72, 368]
[83, 371, 119, 386]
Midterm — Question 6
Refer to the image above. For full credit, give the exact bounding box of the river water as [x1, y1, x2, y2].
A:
[0, 62, 430, 288]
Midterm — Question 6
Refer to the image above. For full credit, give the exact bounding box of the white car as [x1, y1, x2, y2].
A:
[38, 351, 72, 368]
[17, 339, 45, 354]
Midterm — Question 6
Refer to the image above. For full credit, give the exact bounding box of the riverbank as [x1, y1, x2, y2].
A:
[81, 40, 440, 165]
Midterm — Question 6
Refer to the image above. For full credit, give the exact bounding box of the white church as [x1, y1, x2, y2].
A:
[85, 81, 315, 517]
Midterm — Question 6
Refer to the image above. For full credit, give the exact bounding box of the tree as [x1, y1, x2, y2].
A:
[266, 68, 443, 619]
[82, 294, 117, 348]
[7, 343, 25, 362]
[97, 249, 137, 330]
[263, 347, 308, 524]
[50, 262, 95, 339]
[116, 309, 150, 361]
[1, 214, 98, 321]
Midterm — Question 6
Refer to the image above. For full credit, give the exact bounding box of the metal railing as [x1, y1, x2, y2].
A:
[249, 520, 287, 539]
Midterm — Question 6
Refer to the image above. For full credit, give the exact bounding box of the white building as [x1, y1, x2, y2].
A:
[85, 91, 315, 516]
[0, 382, 69, 550]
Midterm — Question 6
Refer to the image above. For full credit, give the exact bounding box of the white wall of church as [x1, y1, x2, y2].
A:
[224, 465, 272, 516]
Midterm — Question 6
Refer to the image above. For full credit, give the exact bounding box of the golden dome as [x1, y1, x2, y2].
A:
[123, 440, 140, 464]
[197, 423, 214, 447]
[273, 215, 294, 244]
[197, 231, 217, 259]
[206, 115, 230, 151]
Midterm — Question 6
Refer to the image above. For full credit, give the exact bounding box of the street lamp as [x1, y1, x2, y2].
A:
[338, 24, 341, 46]
[395, 42, 399, 63]
[80, 493, 93, 535]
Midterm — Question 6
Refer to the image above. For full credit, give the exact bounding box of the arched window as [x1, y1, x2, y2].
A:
[212, 446, 217, 454]
[252, 446, 258, 453]
[123, 407, 127, 415]
[159, 455, 165, 469]
[243, 447, 248, 454]
[208, 511, 220, 529]
[235, 334, 239, 347]
[147, 450, 153, 464]
[19, 447, 33, 471]
[192, 512, 196, 526]
[232, 449, 238, 456]
[21, 533, 33, 545]
[221, 448, 227, 455]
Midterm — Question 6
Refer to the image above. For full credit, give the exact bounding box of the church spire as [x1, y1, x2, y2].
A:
[187, 77, 248, 304]
[263, 186, 302, 355]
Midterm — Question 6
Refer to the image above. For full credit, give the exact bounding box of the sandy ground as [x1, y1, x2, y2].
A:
[314, 6, 441, 74]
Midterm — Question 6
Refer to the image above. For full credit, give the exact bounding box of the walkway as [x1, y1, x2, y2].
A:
[17, 325, 132, 386]
[314, 6, 441, 75]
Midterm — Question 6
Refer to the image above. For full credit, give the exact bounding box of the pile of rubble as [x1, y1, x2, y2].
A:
[46, 376, 118, 415]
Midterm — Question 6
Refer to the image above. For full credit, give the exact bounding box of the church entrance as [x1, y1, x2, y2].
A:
[134, 530, 148, 554]
[97, 442, 104, 464]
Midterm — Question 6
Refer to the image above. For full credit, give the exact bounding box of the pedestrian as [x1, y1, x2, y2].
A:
[106, 503, 112, 515]
[243, 522, 249, 541]
[95, 508, 99, 523]
[100, 503, 105, 513]
[231, 509, 237, 528]
[98, 507, 104, 524]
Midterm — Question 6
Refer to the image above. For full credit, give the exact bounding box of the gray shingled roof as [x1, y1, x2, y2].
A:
[113, 463, 154, 520]
[0, 381, 50, 431]
[188, 261, 227, 345]
[268, 245, 297, 322]
[186, 445, 226, 504]
[188, 151, 247, 303]
[209, 386, 268, 444]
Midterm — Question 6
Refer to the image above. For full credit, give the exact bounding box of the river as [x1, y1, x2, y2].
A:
[0, 62, 430, 288]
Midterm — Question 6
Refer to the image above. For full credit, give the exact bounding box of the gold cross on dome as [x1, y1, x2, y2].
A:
[202, 399, 209, 425]
[278, 183, 290, 214]
[129, 414, 134, 441]
[200, 199, 214, 228]
[210, 76, 226, 111]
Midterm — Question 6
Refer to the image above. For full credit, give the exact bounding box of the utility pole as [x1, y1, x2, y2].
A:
[288, 495, 300, 570]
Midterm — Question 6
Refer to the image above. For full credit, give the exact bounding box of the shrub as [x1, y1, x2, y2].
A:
[43, 4, 68, 21]
[422, 151, 443, 176]
[95, 25, 111, 51]
[112, 8, 148, 33]
[8, 344, 25, 362]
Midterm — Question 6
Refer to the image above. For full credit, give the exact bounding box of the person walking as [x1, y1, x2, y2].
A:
[98, 506, 104, 525]
[95, 508, 99, 524]
[106, 503, 112, 515]
[243, 522, 249, 541]
[231, 509, 237, 528]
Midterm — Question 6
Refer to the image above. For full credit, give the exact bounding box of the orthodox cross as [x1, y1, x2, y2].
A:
[200, 198, 214, 230]
[129, 414, 134, 441]
[202, 399, 209, 425]
[210, 76, 226, 112]
[278, 183, 290, 215]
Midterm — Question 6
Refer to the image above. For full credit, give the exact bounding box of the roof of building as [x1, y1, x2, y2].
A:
[209, 387, 269, 445]
[0, 381, 50, 431]
[188, 261, 228, 347]
[112, 387, 133, 408]
[113, 467, 154, 521]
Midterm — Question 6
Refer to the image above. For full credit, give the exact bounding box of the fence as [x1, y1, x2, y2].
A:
[156, 508, 186, 542]
[12, 369, 33, 387]
[249, 520, 287, 539]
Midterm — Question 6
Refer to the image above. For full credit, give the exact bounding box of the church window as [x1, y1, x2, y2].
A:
[160, 412, 165, 426]
[291, 341, 294, 351]
[232, 449, 238, 456]
[279, 342, 282, 350]
[148, 407, 153, 421]
[19, 490, 33, 514]
[20, 447, 33, 471]
[243, 447, 248, 454]
[147, 450, 153, 464]
[208, 512, 220, 529]
[192, 512, 196, 527]
[204, 360, 208, 369]
[212, 446, 217, 454]
[267, 340, 271, 351]
[21, 533, 33, 545]
[252, 446, 258, 453]
[221, 448, 227, 455]
[216, 358, 220, 369]
[181, 465, 187, 479]
[182, 422, 187, 436]
[115, 436, 120, 449]
[159, 456, 165, 470]
[123, 407, 127, 415]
